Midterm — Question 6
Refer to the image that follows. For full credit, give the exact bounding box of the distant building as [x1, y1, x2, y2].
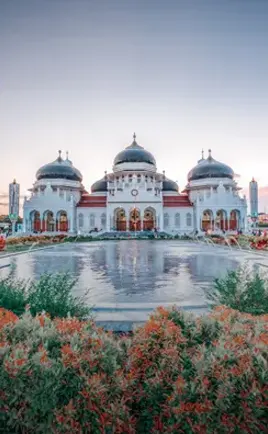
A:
[9, 179, 20, 217]
[249, 177, 258, 217]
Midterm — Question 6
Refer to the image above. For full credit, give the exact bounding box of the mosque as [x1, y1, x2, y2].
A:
[23, 134, 247, 235]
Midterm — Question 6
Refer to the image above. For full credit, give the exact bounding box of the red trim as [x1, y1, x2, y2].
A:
[77, 194, 107, 208]
[163, 195, 192, 207]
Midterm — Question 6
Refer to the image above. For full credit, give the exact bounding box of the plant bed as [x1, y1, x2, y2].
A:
[0, 306, 267, 433]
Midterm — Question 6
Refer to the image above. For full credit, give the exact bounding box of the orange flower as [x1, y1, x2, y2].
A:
[175, 376, 185, 391]
[55, 318, 84, 335]
[175, 400, 212, 414]
[156, 306, 169, 318]
[0, 308, 18, 329]
[232, 335, 245, 346]
[258, 333, 268, 345]
[38, 345, 49, 364]
[61, 344, 79, 368]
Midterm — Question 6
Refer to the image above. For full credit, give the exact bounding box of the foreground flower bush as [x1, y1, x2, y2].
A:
[0, 307, 267, 433]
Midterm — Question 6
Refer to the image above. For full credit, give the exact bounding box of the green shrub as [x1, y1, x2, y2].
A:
[207, 265, 268, 315]
[0, 276, 27, 316]
[0, 273, 90, 320]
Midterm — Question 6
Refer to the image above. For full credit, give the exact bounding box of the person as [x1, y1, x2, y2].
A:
[0, 235, 6, 251]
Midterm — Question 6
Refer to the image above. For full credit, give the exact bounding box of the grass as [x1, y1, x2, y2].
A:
[0, 273, 90, 319]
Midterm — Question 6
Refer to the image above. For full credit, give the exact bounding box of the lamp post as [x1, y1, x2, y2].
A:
[9, 213, 18, 236]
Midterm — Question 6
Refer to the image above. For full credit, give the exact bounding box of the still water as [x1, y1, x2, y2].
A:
[0, 240, 255, 308]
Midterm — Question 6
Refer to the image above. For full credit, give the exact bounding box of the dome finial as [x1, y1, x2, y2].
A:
[58, 150, 62, 160]
[201, 149, 204, 159]
[133, 132, 136, 141]
[208, 149, 212, 158]
[66, 151, 69, 160]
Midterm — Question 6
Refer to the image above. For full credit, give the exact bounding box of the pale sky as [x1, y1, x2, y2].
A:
[1, 0, 268, 210]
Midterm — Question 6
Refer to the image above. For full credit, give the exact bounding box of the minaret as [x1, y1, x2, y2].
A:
[9, 179, 20, 217]
[249, 177, 258, 217]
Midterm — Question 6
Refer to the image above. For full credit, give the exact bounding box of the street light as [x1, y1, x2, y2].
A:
[9, 213, 18, 236]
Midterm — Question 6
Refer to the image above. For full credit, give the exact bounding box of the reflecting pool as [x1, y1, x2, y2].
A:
[1, 240, 263, 311]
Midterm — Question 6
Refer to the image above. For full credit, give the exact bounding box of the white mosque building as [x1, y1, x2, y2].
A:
[23, 134, 247, 235]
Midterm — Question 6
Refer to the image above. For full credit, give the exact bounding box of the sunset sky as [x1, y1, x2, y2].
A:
[1, 0, 268, 213]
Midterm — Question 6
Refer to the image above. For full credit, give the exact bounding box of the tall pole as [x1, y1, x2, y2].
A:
[9, 215, 18, 236]
[134, 193, 137, 237]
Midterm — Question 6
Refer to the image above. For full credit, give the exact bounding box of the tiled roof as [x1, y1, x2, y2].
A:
[163, 195, 192, 207]
[77, 194, 106, 208]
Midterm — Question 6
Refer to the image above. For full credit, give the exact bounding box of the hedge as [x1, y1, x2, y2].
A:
[0, 306, 267, 433]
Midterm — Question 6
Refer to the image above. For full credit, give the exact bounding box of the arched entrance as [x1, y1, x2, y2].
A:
[129, 208, 141, 231]
[143, 207, 156, 231]
[43, 211, 55, 232]
[215, 209, 228, 231]
[115, 208, 126, 231]
[57, 211, 68, 232]
[229, 209, 240, 231]
[201, 210, 213, 231]
[30, 210, 41, 232]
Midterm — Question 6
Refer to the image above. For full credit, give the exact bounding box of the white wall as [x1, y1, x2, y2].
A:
[162, 207, 194, 234]
[23, 183, 78, 233]
[76, 207, 107, 232]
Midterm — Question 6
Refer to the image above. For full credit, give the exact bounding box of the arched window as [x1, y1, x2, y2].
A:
[175, 213, 180, 228]
[101, 213, 106, 228]
[78, 213, 84, 228]
[186, 212, 192, 227]
[90, 214, 95, 228]
[164, 213, 169, 229]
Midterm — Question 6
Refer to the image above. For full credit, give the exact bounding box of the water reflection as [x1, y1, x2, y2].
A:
[0, 241, 246, 306]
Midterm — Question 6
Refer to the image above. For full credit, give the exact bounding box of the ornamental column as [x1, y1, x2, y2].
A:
[126, 215, 129, 231]
[106, 212, 110, 232]
[158, 214, 163, 231]
[226, 211, 230, 232]
[140, 216, 144, 231]
[68, 195, 75, 233]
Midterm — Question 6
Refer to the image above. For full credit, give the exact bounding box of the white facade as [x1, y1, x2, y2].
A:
[23, 137, 248, 235]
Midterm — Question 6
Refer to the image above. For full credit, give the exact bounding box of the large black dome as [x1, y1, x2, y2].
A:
[36, 152, 82, 182]
[91, 178, 107, 193]
[162, 179, 178, 192]
[188, 151, 234, 182]
[114, 134, 156, 166]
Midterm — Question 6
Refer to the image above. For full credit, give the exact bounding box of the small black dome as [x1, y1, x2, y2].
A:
[91, 178, 107, 193]
[188, 151, 234, 182]
[114, 134, 156, 166]
[36, 152, 82, 182]
[162, 179, 178, 192]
